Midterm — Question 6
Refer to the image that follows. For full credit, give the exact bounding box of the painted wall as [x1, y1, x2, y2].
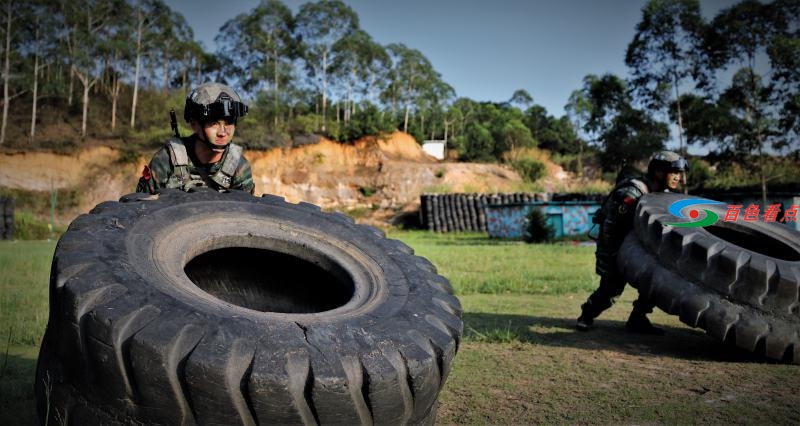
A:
[487, 202, 601, 239]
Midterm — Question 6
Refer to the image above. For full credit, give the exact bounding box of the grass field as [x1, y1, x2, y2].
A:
[1, 233, 799, 425]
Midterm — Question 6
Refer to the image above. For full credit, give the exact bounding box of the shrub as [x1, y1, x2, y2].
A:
[511, 157, 546, 182]
[524, 208, 554, 243]
[12, 211, 65, 240]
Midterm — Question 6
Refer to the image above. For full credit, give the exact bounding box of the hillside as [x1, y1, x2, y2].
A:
[2, 131, 575, 226]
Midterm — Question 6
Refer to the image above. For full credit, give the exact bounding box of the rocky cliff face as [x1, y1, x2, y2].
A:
[0, 132, 524, 225]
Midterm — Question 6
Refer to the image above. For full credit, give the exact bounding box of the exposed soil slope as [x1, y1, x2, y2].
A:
[0, 131, 528, 224]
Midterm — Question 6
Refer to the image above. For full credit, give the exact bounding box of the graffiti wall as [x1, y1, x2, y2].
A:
[486, 202, 601, 239]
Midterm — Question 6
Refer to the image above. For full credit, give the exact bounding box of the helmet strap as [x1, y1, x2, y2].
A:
[196, 133, 229, 153]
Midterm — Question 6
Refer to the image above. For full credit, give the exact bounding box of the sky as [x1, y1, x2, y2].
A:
[163, 0, 736, 121]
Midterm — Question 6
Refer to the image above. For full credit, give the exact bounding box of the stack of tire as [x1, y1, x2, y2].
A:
[0, 196, 13, 240]
[618, 193, 800, 363]
[420, 192, 547, 232]
[36, 189, 463, 424]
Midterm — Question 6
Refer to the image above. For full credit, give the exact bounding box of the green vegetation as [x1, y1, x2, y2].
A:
[509, 157, 546, 183]
[2, 233, 799, 424]
[0, 0, 796, 193]
[524, 208, 555, 243]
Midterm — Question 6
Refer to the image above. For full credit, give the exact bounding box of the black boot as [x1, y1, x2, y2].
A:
[576, 313, 594, 331]
[625, 312, 664, 335]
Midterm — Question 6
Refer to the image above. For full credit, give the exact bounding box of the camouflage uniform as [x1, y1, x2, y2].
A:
[136, 136, 254, 194]
[137, 82, 254, 195]
[578, 150, 687, 333]
[581, 177, 654, 320]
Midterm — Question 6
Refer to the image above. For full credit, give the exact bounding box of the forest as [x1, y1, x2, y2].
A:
[0, 0, 798, 188]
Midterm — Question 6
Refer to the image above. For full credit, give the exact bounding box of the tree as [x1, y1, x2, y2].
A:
[509, 89, 533, 110]
[565, 89, 593, 177]
[217, 0, 294, 130]
[0, 0, 25, 144]
[767, 0, 800, 144]
[295, 0, 359, 132]
[331, 30, 389, 124]
[128, 0, 171, 129]
[582, 73, 667, 171]
[704, 0, 790, 205]
[626, 0, 705, 155]
[61, 0, 124, 137]
[500, 118, 534, 154]
[383, 43, 444, 135]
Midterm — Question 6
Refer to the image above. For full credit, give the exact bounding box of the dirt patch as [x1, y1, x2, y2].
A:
[0, 131, 531, 224]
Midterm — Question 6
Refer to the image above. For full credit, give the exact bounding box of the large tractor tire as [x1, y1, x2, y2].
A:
[618, 192, 800, 363]
[36, 189, 462, 424]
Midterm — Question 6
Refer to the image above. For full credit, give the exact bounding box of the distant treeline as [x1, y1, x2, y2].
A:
[0, 0, 797, 185]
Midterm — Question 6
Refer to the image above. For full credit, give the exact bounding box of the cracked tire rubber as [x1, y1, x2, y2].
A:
[35, 188, 463, 424]
[618, 192, 800, 363]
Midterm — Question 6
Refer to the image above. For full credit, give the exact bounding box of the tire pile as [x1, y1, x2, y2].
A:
[0, 196, 13, 240]
[420, 192, 546, 232]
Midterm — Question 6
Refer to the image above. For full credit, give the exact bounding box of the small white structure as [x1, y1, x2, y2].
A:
[422, 140, 446, 160]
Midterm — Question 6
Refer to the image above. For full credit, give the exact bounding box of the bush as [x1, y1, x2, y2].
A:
[510, 157, 546, 182]
[524, 208, 554, 243]
[12, 211, 65, 240]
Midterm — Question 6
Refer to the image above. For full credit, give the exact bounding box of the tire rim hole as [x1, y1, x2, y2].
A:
[704, 224, 800, 261]
[184, 247, 354, 313]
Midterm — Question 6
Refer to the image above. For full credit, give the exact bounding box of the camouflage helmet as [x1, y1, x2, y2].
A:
[647, 150, 687, 177]
[184, 82, 248, 123]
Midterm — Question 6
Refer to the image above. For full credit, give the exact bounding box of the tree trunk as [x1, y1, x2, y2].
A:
[0, 1, 11, 145]
[321, 50, 327, 132]
[130, 12, 142, 129]
[74, 67, 95, 138]
[30, 33, 39, 142]
[273, 47, 279, 129]
[403, 105, 409, 133]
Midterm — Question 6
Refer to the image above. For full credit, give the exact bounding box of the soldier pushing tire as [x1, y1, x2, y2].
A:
[35, 188, 462, 424]
[618, 192, 800, 363]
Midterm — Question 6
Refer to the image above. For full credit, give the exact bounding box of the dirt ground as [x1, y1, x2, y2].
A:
[0, 131, 584, 226]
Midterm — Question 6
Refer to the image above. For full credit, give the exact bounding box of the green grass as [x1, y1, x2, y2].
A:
[0, 241, 54, 346]
[2, 233, 799, 425]
[0, 241, 54, 425]
[391, 230, 598, 295]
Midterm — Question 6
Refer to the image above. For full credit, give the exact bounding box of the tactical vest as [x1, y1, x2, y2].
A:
[165, 138, 243, 191]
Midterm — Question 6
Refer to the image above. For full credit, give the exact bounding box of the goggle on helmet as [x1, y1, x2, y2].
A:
[649, 150, 688, 173]
[184, 82, 249, 124]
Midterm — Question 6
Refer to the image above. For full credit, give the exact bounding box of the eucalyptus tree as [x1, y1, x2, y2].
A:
[128, 0, 173, 129]
[217, 0, 294, 129]
[625, 0, 705, 155]
[330, 30, 389, 124]
[0, 0, 27, 144]
[565, 89, 593, 176]
[22, 1, 64, 141]
[294, 0, 358, 131]
[151, 6, 193, 91]
[509, 89, 533, 110]
[383, 43, 443, 134]
[61, 0, 125, 137]
[101, 18, 135, 132]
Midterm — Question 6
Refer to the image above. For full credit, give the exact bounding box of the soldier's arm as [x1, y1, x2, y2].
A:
[231, 156, 255, 195]
[602, 187, 642, 253]
[135, 147, 172, 193]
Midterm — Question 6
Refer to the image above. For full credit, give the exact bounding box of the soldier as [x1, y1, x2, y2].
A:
[136, 82, 255, 194]
[577, 150, 688, 334]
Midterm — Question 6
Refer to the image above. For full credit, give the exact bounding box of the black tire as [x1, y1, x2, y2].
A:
[36, 188, 462, 424]
[618, 192, 800, 363]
